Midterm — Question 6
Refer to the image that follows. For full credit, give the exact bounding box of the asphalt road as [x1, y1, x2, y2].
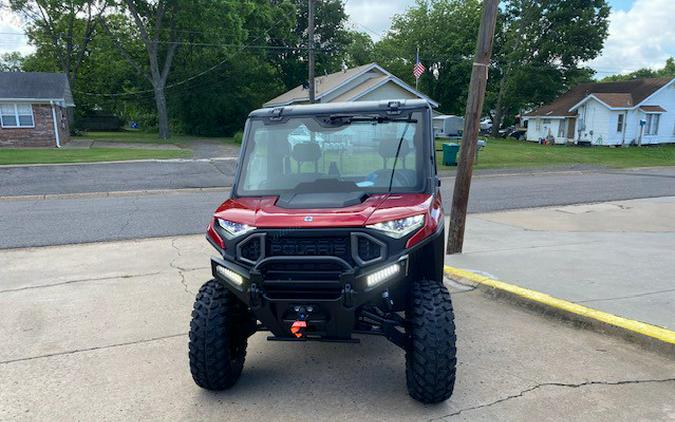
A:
[2, 167, 675, 249]
[0, 159, 237, 196]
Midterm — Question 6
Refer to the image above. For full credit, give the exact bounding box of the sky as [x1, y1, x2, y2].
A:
[344, 0, 674, 76]
[1, 0, 674, 77]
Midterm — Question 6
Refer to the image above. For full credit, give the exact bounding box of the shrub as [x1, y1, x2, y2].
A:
[233, 130, 244, 144]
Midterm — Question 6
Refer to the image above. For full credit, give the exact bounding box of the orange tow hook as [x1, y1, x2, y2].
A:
[291, 320, 307, 338]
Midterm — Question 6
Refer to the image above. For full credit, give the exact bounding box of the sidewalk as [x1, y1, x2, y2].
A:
[445, 196, 675, 331]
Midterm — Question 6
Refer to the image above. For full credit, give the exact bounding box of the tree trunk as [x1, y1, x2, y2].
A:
[154, 87, 170, 140]
[491, 76, 507, 137]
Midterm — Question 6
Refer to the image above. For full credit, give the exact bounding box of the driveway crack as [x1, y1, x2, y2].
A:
[170, 238, 195, 295]
[0, 333, 187, 365]
[0, 272, 160, 294]
[431, 377, 675, 420]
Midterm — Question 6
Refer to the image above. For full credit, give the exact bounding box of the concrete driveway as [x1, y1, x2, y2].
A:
[1, 236, 674, 421]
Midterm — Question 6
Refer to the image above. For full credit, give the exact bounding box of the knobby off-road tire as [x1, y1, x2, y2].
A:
[189, 279, 250, 390]
[405, 279, 457, 404]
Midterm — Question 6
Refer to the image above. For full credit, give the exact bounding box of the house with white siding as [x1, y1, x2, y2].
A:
[264, 63, 438, 108]
[523, 77, 675, 146]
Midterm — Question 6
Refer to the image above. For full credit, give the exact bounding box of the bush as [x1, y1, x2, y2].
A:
[233, 130, 244, 144]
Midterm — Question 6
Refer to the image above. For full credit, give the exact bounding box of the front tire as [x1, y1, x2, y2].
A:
[189, 280, 250, 390]
[405, 279, 457, 404]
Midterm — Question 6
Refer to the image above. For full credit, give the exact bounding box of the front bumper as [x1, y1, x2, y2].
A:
[209, 224, 444, 340]
[211, 252, 409, 339]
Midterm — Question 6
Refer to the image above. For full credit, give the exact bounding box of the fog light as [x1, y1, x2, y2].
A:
[216, 265, 244, 286]
[367, 264, 400, 287]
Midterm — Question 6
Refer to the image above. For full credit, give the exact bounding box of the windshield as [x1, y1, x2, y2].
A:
[236, 111, 428, 196]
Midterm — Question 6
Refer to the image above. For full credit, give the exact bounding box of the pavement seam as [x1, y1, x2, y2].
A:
[444, 265, 675, 349]
[432, 377, 675, 420]
[0, 272, 161, 294]
[577, 286, 675, 304]
[0, 333, 187, 366]
[458, 239, 605, 254]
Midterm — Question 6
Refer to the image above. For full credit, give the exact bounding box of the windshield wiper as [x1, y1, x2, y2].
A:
[387, 121, 412, 193]
[323, 114, 417, 126]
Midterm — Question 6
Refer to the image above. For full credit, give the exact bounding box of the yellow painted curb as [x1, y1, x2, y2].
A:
[444, 265, 675, 346]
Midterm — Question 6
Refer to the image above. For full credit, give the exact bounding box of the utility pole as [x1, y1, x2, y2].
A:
[446, 0, 499, 255]
[308, 0, 316, 103]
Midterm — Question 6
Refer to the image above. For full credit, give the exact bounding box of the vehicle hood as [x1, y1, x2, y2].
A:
[213, 194, 433, 228]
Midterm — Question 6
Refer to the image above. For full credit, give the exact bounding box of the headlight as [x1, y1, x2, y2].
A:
[367, 214, 424, 238]
[217, 219, 256, 239]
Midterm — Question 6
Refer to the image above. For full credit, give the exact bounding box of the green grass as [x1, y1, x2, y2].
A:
[0, 147, 191, 165]
[436, 138, 675, 170]
[80, 130, 234, 145]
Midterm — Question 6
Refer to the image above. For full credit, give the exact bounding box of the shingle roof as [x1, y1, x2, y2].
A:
[640, 105, 667, 112]
[264, 63, 375, 107]
[592, 93, 634, 107]
[524, 77, 672, 117]
[263, 62, 439, 108]
[329, 75, 388, 102]
[0, 72, 74, 106]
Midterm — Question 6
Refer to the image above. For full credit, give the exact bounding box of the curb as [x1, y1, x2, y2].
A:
[0, 157, 237, 169]
[444, 265, 675, 356]
[0, 186, 231, 202]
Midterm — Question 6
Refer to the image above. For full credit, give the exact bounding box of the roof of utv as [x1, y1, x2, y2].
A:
[248, 99, 431, 119]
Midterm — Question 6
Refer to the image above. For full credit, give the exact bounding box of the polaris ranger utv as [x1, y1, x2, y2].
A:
[189, 99, 456, 403]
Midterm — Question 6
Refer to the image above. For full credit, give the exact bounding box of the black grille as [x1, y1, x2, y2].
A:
[262, 261, 344, 281]
[266, 236, 352, 264]
[357, 236, 382, 262]
[239, 236, 262, 262]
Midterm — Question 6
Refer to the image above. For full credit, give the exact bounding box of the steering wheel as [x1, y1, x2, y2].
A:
[367, 169, 413, 188]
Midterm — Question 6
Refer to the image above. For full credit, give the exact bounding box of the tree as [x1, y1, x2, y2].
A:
[9, 0, 108, 88]
[267, 0, 352, 91]
[168, 0, 295, 135]
[373, 0, 483, 116]
[99, 0, 206, 139]
[344, 31, 374, 67]
[0, 52, 25, 71]
[601, 57, 675, 82]
[490, 0, 609, 134]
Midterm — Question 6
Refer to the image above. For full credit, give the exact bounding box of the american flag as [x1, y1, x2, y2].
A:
[413, 50, 425, 80]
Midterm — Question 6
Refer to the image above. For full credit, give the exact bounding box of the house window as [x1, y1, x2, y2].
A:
[0, 103, 35, 128]
[617, 114, 624, 132]
[645, 113, 660, 135]
[543, 119, 551, 125]
[558, 121, 566, 138]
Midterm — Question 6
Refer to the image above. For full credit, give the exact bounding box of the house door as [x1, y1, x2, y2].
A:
[567, 118, 576, 141]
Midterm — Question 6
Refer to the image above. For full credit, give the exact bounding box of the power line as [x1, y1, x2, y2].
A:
[76, 5, 301, 97]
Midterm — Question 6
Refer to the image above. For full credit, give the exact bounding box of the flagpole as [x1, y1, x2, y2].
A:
[415, 46, 420, 90]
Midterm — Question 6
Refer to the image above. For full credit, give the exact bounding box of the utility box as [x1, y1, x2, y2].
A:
[442, 143, 460, 166]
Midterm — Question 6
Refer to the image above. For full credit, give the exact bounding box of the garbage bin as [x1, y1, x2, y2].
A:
[442, 143, 460, 166]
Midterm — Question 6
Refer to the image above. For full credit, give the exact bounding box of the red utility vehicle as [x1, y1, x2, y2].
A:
[189, 100, 456, 403]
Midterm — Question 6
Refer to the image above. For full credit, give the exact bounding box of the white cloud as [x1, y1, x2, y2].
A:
[587, 0, 675, 75]
[0, 10, 32, 55]
[344, 0, 413, 40]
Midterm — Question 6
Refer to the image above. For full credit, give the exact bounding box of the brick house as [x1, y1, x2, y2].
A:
[0, 72, 74, 148]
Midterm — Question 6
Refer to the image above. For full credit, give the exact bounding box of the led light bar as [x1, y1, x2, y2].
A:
[216, 265, 244, 286]
[366, 263, 400, 287]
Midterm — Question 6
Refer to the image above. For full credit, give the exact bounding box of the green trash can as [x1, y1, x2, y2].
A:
[442, 143, 460, 166]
